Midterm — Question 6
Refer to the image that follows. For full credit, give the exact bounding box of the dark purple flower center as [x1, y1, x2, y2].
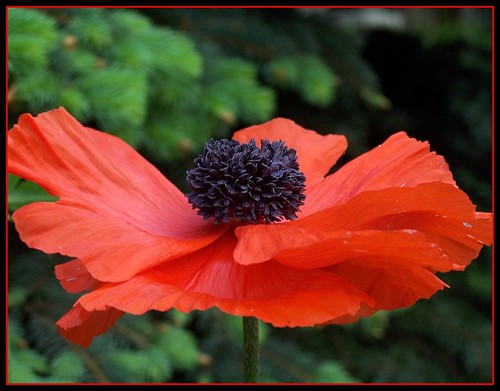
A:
[186, 139, 306, 224]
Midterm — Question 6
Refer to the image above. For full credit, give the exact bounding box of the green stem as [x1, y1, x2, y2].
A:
[243, 316, 260, 383]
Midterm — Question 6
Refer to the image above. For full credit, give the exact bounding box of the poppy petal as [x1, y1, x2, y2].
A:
[55, 259, 98, 293]
[8, 108, 227, 281]
[232, 118, 347, 189]
[328, 256, 448, 314]
[302, 131, 455, 215]
[362, 210, 491, 269]
[13, 202, 223, 282]
[56, 304, 124, 348]
[66, 233, 375, 345]
[248, 229, 454, 271]
[234, 182, 491, 268]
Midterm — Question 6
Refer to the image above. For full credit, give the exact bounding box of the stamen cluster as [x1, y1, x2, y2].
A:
[186, 139, 306, 224]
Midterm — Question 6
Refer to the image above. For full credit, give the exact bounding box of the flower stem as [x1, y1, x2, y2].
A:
[243, 316, 260, 383]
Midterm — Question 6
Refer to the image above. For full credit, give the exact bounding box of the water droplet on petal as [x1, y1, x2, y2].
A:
[463, 222, 473, 228]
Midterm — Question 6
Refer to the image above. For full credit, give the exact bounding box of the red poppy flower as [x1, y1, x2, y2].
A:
[8, 107, 492, 347]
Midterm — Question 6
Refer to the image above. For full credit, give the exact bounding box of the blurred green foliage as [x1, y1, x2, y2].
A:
[7, 7, 492, 383]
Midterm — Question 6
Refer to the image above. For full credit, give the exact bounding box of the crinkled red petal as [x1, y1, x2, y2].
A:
[302, 131, 455, 215]
[327, 256, 448, 314]
[13, 202, 224, 282]
[56, 304, 124, 348]
[55, 259, 98, 293]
